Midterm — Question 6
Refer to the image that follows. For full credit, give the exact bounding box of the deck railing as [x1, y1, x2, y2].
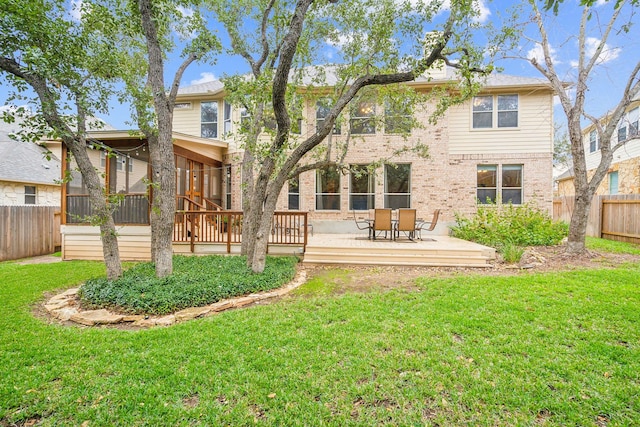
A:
[173, 210, 309, 253]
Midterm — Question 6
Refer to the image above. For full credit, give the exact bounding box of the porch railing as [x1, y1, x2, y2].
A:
[173, 210, 309, 253]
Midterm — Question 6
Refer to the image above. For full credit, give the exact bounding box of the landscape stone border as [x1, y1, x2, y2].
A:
[44, 268, 308, 328]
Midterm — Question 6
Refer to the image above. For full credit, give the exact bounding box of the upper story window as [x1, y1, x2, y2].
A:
[350, 101, 376, 135]
[223, 102, 232, 135]
[239, 107, 251, 131]
[472, 95, 518, 129]
[316, 100, 341, 134]
[24, 186, 36, 205]
[201, 101, 218, 138]
[384, 100, 412, 134]
[589, 130, 598, 153]
[629, 107, 639, 137]
[618, 121, 627, 143]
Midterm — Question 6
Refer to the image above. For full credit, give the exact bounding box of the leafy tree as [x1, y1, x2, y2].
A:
[0, 0, 124, 279]
[522, 0, 640, 254]
[212, 0, 508, 273]
[128, 0, 220, 277]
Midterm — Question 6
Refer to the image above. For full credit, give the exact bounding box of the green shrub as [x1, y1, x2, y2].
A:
[79, 255, 298, 315]
[451, 202, 568, 249]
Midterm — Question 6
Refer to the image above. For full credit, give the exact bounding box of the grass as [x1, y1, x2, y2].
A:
[586, 236, 640, 255]
[1, 240, 640, 426]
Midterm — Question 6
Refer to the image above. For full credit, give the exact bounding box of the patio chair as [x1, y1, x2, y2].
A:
[372, 208, 393, 240]
[395, 208, 417, 241]
[353, 211, 373, 239]
[415, 209, 441, 241]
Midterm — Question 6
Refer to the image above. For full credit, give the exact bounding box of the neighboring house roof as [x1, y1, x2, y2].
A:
[0, 131, 61, 186]
[0, 107, 116, 134]
[555, 167, 574, 182]
[177, 65, 553, 97]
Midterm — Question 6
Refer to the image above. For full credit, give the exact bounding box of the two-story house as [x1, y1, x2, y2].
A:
[60, 67, 555, 260]
[556, 93, 640, 196]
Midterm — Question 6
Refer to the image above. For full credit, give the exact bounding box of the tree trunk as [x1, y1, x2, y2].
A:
[566, 191, 592, 254]
[250, 191, 279, 273]
[68, 140, 123, 280]
[137, 0, 178, 278]
[148, 118, 176, 278]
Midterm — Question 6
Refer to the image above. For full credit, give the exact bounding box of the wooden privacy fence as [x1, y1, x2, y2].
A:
[0, 206, 61, 261]
[173, 210, 310, 253]
[553, 194, 640, 244]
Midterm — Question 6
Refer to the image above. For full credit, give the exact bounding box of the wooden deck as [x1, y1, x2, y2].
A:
[303, 233, 496, 267]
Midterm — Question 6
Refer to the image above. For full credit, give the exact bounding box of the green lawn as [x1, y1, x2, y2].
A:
[1, 245, 640, 426]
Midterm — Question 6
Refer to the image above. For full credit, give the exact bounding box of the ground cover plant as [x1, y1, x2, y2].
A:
[451, 202, 568, 262]
[79, 255, 298, 315]
[1, 240, 639, 426]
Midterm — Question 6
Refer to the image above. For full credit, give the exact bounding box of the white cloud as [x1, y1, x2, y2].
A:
[176, 6, 195, 18]
[431, 0, 489, 23]
[569, 37, 621, 67]
[190, 72, 216, 86]
[474, 0, 491, 24]
[586, 37, 621, 64]
[69, 0, 84, 22]
[527, 44, 558, 64]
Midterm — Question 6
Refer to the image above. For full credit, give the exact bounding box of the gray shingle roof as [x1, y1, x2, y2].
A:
[177, 79, 225, 95]
[0, 131, 61, 185]
[177, 65, 552, 97]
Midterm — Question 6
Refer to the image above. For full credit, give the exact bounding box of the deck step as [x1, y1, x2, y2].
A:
[303, 247, 492, 267]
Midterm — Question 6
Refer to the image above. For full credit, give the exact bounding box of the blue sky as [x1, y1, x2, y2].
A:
[1, 0, 638, 131]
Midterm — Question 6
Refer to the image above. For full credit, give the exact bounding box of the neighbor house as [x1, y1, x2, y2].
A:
[59, 67, 556, 260]
[556, 93, 640, 196]
[0, 131, 61, 206]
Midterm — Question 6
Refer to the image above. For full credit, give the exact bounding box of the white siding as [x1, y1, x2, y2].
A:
[62, 225, 151, 261]
[448, 91, 553, 155]
[173, 100, 209, 137]
[585, 135, 640, 170]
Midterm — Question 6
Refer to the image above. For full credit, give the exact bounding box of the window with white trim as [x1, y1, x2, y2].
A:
[384, 100, 412, 134]
[24, 186, 36, 205]
[350, 100, 376, 134]
[589, 130, 598, 153]
[477, 164, 523, 204]
[384, 164, 411, 209]
[288, 177, 299, 210]
[225, 165, 232, 209]
[629, 107, 639, 137]
[316, 99, 341, 134]
[618, 119, 627, 142]
[472, 94, 518, 129]
[201, 101, 218, 138]
[316, 166, 340, 210]
[349, 165, 375, 211]
[609, 171, 619, 195]
[223, 101, 232, 135]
